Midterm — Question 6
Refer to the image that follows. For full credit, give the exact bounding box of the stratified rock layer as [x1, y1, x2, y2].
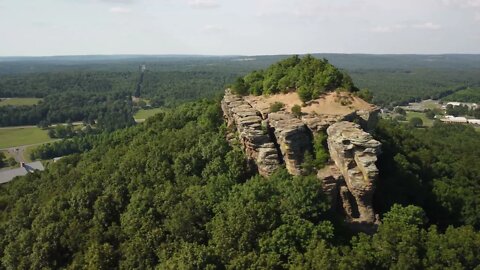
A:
[221, 91, 281, 176]
[222, 90, 382, 230]
[268, 112, 312, 175]
[326, 121, 381, 224]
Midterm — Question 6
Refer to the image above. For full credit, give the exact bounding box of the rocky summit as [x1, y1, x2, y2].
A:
[221, 89, 382, 230]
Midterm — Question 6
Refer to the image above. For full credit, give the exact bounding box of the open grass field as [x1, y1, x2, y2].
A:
[134, 108, 163, 120]
[405, 111, 434, 127]
[0, 126, 53, 149]
[0, 98, 42, 107]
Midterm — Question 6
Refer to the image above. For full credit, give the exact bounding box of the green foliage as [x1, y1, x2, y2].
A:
[425, 110, 436, 119]
[443, 87, 480, 103]
[239, 55, 356, 102]
[313, 132, 329, 168]
[356, 88, 373, 102]
[0, 102, 479, 269]
[408, 117, 423, 127]
[269, 102, 284, 113]
[0, 152, 6, 168]
[232, 77, 249, 96]
[394, 107, 406, 115]
[291, 105, 302, 118]
[375, 119, 480, 228]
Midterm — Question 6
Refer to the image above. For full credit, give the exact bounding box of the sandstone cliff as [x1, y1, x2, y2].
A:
[222, 90, 382, 229]
[326, 121, 381, 225]
[221, 91, 281, 176]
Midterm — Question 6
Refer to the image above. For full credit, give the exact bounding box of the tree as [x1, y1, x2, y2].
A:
[425, 110, 435, 119]
[297, 86, 313, 103]
[291, 105, 302, 118]
[232, 77, 249, 96]
[0, 151, 6, 168]
[394, 107, 406, 115]
[357, 88, 373, 102]
[409, 117, 423, 127]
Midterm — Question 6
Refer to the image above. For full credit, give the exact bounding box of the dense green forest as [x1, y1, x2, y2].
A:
[443, 87, 480, 103]
[0, 100, 479, 269]
[1, 54, 480, 127]
[232, 55, 357, 102]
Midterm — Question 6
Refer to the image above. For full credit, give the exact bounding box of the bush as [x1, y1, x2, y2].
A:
[291, 105, 302, 118]
[409, 117, 423, 127]
[270, 102, 285, 113]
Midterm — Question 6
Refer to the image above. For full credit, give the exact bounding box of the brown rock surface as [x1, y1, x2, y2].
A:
[268, 112, 312, 175]
[326, 121, 381, 223]
[222, 90, 281, 176]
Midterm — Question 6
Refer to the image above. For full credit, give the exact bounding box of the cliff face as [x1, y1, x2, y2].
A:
[221, 92, 281, 176]
[222, 90, 382, 229]
[326, 121, 381, 225]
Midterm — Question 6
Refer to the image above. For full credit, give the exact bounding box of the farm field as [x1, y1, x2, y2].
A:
[0, 97, 42, 106]
[0, 126, 53, 149]
[134, 108, 163, 120]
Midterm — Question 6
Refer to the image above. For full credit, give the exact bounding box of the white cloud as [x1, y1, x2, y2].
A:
[109, 6, 131, 13]
[413, 22, 442, 30]
[188, 0, 219, 9]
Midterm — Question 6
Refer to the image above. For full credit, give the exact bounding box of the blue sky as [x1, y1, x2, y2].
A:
[1, 0, 479, 56]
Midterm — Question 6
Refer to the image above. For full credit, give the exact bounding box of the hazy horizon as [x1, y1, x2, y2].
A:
[1, 0, 480, 56]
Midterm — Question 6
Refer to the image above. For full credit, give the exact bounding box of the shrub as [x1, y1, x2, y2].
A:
[291, 105, 302, 118]
[270, 102, 285, 113]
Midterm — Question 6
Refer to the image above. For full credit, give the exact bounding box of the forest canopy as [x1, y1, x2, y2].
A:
[0, 100, 479, 269]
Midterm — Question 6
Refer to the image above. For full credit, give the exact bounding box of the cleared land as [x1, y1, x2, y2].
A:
[0, 98, 42, 106]
[0, 126, 53, 149]
[134, 108, 163, 120]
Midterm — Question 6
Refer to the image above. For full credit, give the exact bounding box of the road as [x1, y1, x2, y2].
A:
[1, 140, 61, 163]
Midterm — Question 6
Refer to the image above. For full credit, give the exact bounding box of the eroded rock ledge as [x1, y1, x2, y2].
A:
[222, 90, 382, 229]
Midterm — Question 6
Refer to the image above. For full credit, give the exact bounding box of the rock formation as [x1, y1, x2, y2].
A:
[326, 121, 381, 224]
[222, 90, 382, 229]
[221, 91, 281, 176]
[268, 112, 312, 175]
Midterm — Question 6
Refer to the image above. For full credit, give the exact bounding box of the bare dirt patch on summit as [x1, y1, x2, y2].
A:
[245, 91, 376, 116]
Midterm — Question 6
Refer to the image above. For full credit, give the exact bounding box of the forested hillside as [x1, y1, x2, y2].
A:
[0, 100, 479, 269]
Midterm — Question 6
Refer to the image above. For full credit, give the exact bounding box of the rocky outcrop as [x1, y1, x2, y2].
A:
[326, 121, 381, 224]
[222, 90, 382, 230]
[268, 112, 312, 175]
[221, 91, 281, 176]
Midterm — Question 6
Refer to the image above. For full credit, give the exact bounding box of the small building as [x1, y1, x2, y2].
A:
[468, 119, 480, 125]
[0, 161, 45, 184]
[440, 116, 468, 123]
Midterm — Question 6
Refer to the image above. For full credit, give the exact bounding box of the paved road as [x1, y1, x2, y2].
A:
[1, 140, 61, 162]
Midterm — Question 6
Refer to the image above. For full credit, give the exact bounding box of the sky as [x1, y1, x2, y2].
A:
[0, 0, 480, 56]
